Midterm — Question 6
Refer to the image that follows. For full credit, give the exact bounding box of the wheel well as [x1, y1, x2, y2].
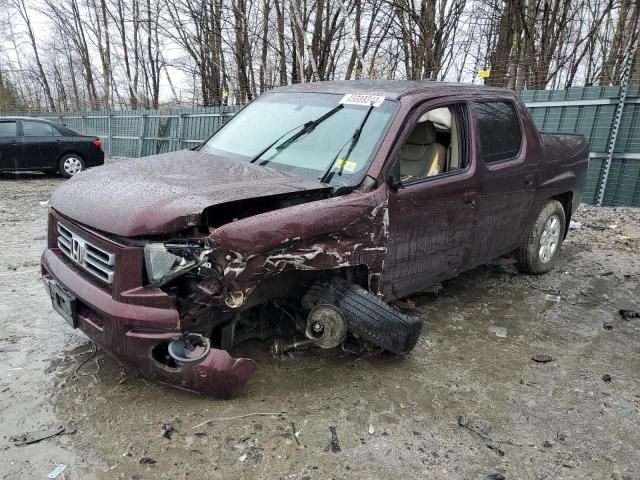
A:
[238, 265, 371, 311]
[551, 192, 573, 238]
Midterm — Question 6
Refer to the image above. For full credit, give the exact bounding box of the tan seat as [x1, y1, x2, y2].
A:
[399, 121, 447, 179]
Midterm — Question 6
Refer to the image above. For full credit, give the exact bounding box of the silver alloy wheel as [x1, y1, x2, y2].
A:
[539, 214, 561, 263]
[62, 156, 83, 176]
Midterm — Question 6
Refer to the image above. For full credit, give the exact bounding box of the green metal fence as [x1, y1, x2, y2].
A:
[522, 86, 640, 207]
[4, 106, 241, 158]
[5, 85, 640, 206]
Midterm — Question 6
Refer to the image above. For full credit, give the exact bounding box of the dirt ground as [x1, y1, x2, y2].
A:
[1, 171, 639, 480]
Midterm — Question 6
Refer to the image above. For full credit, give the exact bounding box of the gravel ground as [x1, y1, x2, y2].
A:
[1, 170, 639, 480]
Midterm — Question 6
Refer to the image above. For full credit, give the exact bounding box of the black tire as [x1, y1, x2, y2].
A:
[515, 199, 566, 274]
[303, 280, 422, 354]
[58, 154, 85, 178]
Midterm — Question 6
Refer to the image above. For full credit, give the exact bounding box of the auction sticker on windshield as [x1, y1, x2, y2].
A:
[340, 94, 385, 107]
[334, 159, 358, 173]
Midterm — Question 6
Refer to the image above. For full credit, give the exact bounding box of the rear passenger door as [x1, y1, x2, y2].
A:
[0, 120, 21, 170]
[20, 120, 63, 169]
[470, 100, 537, 264]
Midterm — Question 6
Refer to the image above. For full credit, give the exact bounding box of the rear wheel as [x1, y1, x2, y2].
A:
[515, 200, 566, 274]
[59, 154, 85, 178]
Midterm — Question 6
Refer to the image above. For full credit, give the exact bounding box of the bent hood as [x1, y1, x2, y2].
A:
[50, 150, 330, 236]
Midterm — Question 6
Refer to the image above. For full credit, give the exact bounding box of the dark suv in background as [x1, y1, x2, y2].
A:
[0, 117, 104, 177]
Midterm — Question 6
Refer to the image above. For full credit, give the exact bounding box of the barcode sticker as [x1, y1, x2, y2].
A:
[339, 94, 385, 107]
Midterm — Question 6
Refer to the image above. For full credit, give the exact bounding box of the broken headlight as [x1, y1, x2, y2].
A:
[144, 243, 207, 286]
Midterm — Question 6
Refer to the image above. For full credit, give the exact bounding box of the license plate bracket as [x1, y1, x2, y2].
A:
[47, 280, 77, 329]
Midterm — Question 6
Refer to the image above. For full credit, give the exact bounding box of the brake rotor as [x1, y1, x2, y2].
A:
[305, 304, 347, 349]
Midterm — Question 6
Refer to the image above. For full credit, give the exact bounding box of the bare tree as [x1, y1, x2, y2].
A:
[9, 0, 56, 110]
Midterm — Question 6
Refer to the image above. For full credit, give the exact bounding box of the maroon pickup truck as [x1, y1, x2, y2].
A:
[41, 81, 588, 397]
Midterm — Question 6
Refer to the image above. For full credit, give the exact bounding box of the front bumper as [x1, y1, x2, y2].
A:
[41, 247, 256, 398]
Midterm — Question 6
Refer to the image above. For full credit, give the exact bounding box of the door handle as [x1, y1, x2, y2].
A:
[524, 175, 534, 187]
[10, 140, 17, 145]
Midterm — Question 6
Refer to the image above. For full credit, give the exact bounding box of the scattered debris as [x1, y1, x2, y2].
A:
[487, 444, 505, 456]
[12, 427, 65, 446]
[329, 426, 341, 453]
[161, 424, 175, 440]
[458, 416, 516, 445]
[44, 357, 62, 374]
[602, 374, 612, 382]
[484, 474, 505, 480]
[613, 407, 633, 414]
[569, 221, 582, 230]
[47, 463, 67, 479]
[488, 326, 507, 338]
[619, 309, 639, 319]
[531, 354, 553, 363]
[244, 446, 263, 463]
[543, 441, 553, 448]
[291, 422, 303, 448]
[139, 457, 156, 465]
[239, 453, 247, 462]
[368, 424, 375, 435]
[603, 322, 613, 331]
[545, 294, 562, 303]
[608, 224, 618, 229]
[394, 299, 416, 311]
[586, 224, 608, 231]
[192, 411, 284, 429]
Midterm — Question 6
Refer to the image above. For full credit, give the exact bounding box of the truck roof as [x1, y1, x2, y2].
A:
[271, 80, 516, 101]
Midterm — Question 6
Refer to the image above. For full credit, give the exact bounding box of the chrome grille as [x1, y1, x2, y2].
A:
[57, 222, 115, 284]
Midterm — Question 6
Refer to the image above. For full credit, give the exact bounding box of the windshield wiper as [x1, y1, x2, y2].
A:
[320, 104, 375, 184]
[250, 104, 344, 164]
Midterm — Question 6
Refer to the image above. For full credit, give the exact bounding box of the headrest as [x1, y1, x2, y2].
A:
[407, 121, 436, 145]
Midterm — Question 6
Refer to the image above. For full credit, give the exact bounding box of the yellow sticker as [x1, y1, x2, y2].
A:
[478, 68, 491, 78]
[334, 159, 358, 173]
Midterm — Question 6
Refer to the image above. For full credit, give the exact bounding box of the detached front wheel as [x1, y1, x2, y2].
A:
[515, 200, 566, 274]
[59, 154, 85, 178]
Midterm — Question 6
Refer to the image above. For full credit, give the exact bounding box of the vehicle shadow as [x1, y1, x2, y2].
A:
[0, 171, 62, 181]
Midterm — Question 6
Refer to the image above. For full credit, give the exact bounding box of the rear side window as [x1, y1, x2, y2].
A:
[23, 121, 57, 137]
[0, 122, 17, 137]
[476, 101, 522, 163]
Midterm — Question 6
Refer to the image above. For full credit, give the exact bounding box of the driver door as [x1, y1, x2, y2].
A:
[381, 101, 480, 300]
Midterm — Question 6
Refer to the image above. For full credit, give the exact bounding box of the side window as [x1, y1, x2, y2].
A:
[0, 122, 17, 137]
[476, 101, 522, 163]
[398, 104, 466, 183]
[22, 121, 55, 137]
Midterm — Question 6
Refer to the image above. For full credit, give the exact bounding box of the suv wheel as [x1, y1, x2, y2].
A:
[59, 154, 85, 178]
[515, 200, 566, 274]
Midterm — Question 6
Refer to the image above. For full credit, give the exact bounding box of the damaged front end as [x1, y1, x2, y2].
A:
[145, 188, 421, 394]
[43, 183, 420, 398]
